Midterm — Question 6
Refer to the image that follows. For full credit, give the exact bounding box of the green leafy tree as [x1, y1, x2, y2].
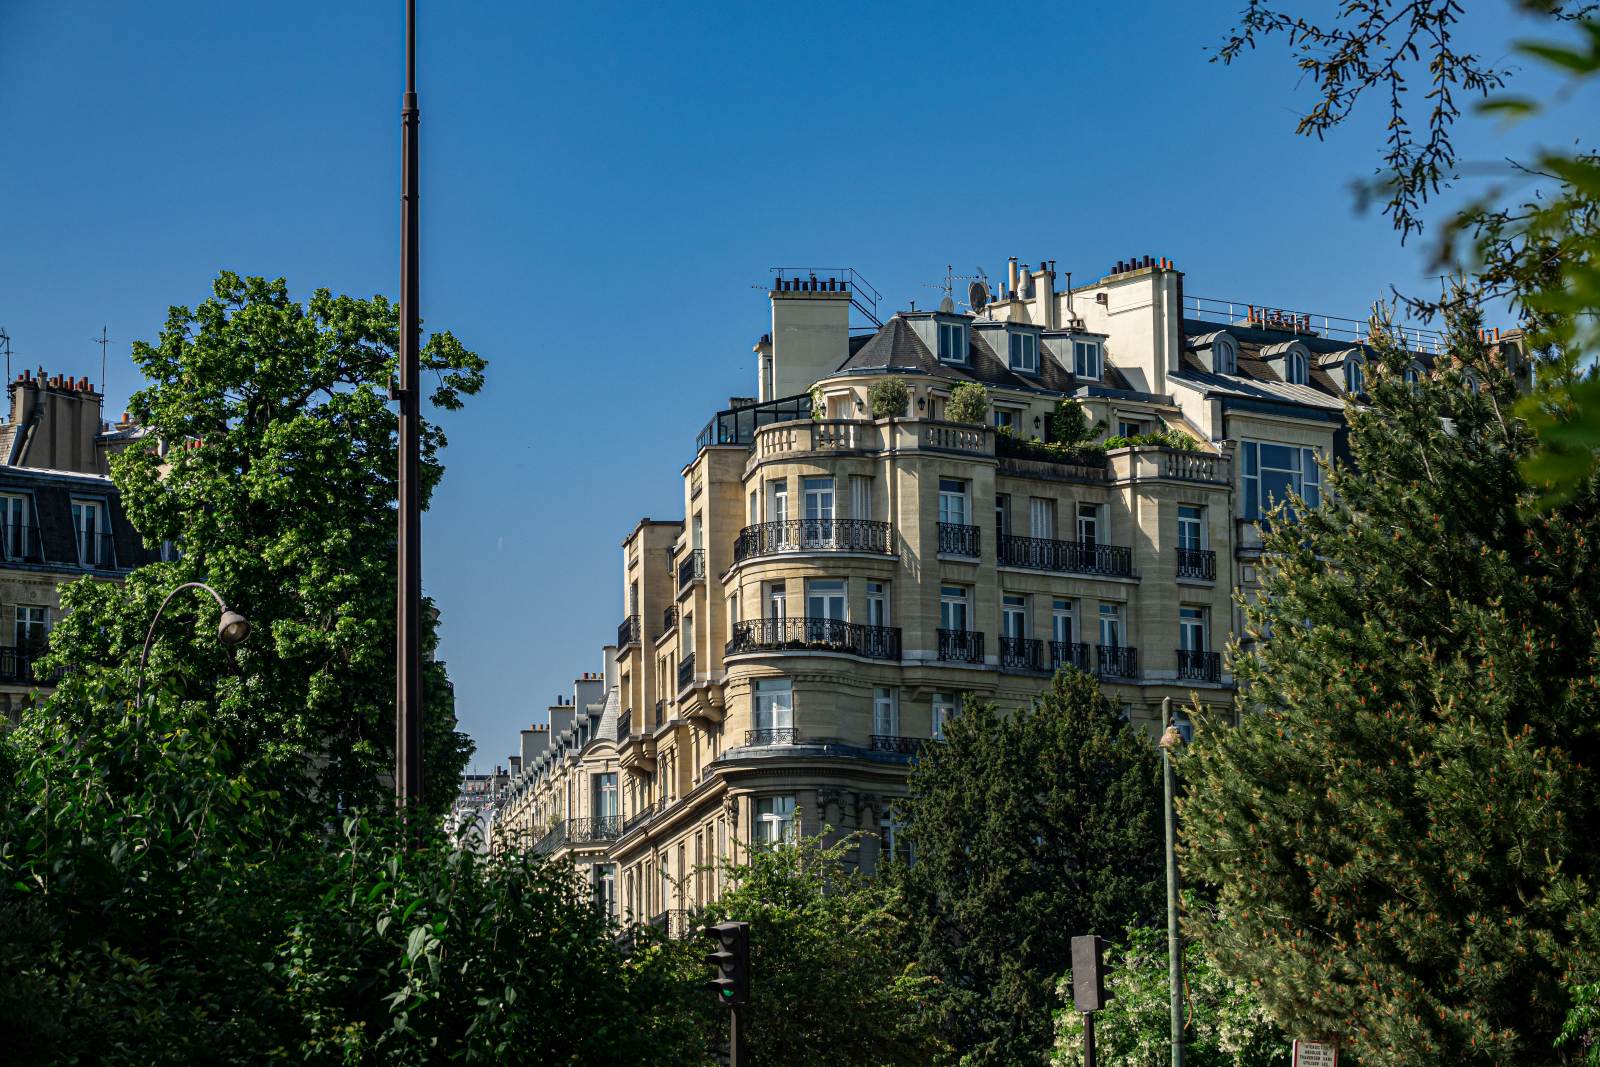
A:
[39, 271, 484, 819]
[1181, 308, 1600, 1065]
[870, 376, 910, 419]
[675, 831, 946, 1067]
[899, 670, 1165, 1065]
[1049, 397, 1099, 449]
[1052, 912, 1288, 1067]
[946, 382, 989, 424]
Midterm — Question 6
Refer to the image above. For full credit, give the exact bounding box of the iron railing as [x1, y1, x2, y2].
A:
[733, 519, 894, 562]
[662, 605, 677, 634]
[77, 532, 116, 570]
[1, 522, 44, 564]
[1177, 648, 1222, 683]
[618, 709, 632, 740]
[677, 652, 696, 691]
[532, 816, 623, 855]
[999, 635, 1045, 672]
[622, 805, 654, 835]
[1096, 644, 1140, 679]
[937, 628, 985, 664]
[617, 614, 641, 648]
[1176, 546, 1217, 581]
[725, 618, 900, 661]
[1050, 640, 1091, 673]
[870, 735, 926, 754]
[677, 549, 705, 591]
[695, 393, 812, 457]
[744, 728, 798, 746]
[648, 908, 695, 940]
[654, 697, 667, 725]
[937, 522, 981, 557]
[998, 534, 1134, 578]
[0, 645, 47, 685]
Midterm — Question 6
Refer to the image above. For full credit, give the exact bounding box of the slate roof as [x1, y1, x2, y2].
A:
[830, 314, 1078, 394]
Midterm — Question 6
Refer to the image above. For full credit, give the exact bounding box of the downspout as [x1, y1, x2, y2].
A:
[7, 383, 38, 465]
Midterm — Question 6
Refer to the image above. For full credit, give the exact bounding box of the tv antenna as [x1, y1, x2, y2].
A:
[922, 265, 988, 313]
[0, 328, 11, 385]
[93, 326, 109, 396]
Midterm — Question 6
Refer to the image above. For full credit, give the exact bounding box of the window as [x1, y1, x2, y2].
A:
[802, 477, 834, 522]
[1118, 420, 1147, 438]
[1179, 606, 1207, 652]
[849, 475, 873, 521]
[995, 493, 1011, 542]
[1177, 505, 1204, 550]
[1098, 602, 1124, 647]
[0, 493, 30, 561]
[1345, 356, 1365, 395]
[594, 864, 617, 920]
[805, 578, 846, 622]
[1002, 595, 1027, 640]
[1172, 708, 1195, 744]
[769, 479, 789, 524]
[1284, 351, 1308, 386]
[1076, 502, 1101, 545]
[765, 581, 787, 620]
[1051, 598, 1075, 644]
[939, 586, 969, 632]
[882, 805, 914, 865]
[873, 687, 899, 736]
[755, 795, 797, 846]
[1029, 497, 1055, 539]
[1009, 331, 1039, 373]
[71, 498, 109, 568]
[749, 488, 759, 523]
[1404, 362, 1424, 387]
[754, 678, 793, 732]
[15, 606, 48, 652]
[727, 593, 739, 633]
[1073, 340, 1102, 379]
[1463, 369, 1482, 395]
[994, 408, 1016, 432]
[938, 321, 969, 364]
[692, 513, 703, 550]
[593, 772, 619, 820]
[931, 693, 957, 740]
[1240, 442, 1322, 520]
[865, 581, 889, 627]
[1215, 339, 1237, 375]
[938, 479, 969, 526]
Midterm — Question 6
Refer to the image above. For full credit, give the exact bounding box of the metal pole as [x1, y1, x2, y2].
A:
[729, 1004, 745, 1067]
[395, 0, 424, 818]
[1161, 700, 1186, 1067]
[1083, 1011, 1096, 1067]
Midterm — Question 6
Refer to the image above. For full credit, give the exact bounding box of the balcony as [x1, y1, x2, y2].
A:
[677, 652, 696, 692]
[1096, 644, 1140, 680]
[870, 734, 927, 755]
[1177, 648, 1222, 683]
[677, 549, 705, 593]
[618, 709, 631, 740]
[725, 618, 901, 661]
[1050, 640, 1090, 673]
[744, 727, 798, 746]
[532, 815, 622, 855]
[661, 605, 678, 635]
[622, 805, 654, 836]
[648, 909, 695, 940]
[998, 534, 1135, 579]
[999, 636, 1046, 673]
[654, 697, 668, 726]
[937, 628, 985, 664]
[617, 614, 641, 649]
[1176, 546, 1217, 581]
[732, 519, 895, 563]
[0, 646, 48, 686]
[76, 532, 117, 570]
[937, 522, 981, 558]
[1, 523, 44, 564]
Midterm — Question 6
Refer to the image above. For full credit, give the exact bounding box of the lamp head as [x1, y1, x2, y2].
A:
[217, 609, 251, 646]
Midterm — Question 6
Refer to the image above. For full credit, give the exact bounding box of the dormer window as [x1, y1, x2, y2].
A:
[1284, 351, 1308, 386]
[1009, 331, 1039, 374]
[1462, 368, 1482, 395]
[937, 321, 968, 364]
[1214, 337, 1237, 375]
[1344, 355, 1365, 395]
[1404, 362, 1424, 387]
[1073, 340, 1102, 380]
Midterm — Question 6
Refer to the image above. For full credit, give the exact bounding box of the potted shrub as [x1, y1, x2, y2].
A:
[946, 382, 989, 424]
[868, 377, 909, 419]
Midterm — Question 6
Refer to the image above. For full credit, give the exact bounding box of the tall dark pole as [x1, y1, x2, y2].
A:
[1160, 698, 1186, 1067]
[396, 0, 423, 817]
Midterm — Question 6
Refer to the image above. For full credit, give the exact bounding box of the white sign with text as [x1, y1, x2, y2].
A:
[1292, 1040, 1338, 1067]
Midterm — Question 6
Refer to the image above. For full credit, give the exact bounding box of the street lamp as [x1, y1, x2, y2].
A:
[136, 581, 250, 705]
[1159, 696, 1186, 1067]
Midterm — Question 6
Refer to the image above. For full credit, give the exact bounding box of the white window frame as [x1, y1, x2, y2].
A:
[1073, 340, 1102, 380]
[865, 581, 889, 627]
[805, 578, 846, 622]
[755, 795, 797, 846]
[872, 687, 899, 737]
[931, 693, 957, 740]
[1179, 606, 1207, 652]
[1177, 504, 1205, 550]
[0, 493, 30, 561]
[1029, 497, 1055, 540]
[1009, 330, 1039, 373]
[1345, 356, 1365, 395]
[71, 497, 110, 568]
[939, 585, 969, 632]
[15, 605, 48, 650]
[1002, 594, 1027, 640]
[937, 321, 969, 365]
[1098, 602, 1123, 648]
[1240, 441, 1322, 520]
[1076, 502, 1101, 545]
[1284, 351, 1308, 386]
[754, 678, 793, 733]
[938, 479, 969, 526]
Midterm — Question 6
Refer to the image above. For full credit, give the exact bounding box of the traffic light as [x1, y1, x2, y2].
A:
[702, 921, 750, 1008]
[1071, 933, 1111, 1012]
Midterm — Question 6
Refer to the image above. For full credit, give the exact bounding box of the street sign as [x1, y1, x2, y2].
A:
[1292, 1040, 1338, 1067]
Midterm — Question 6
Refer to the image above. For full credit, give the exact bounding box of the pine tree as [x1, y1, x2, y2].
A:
[1181, 306, 1600, 1064]
[900, 669, 1164, 1065]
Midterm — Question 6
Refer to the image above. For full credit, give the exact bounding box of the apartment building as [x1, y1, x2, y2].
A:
[0, 369, 160, 719]
[493, 256, 1517, 928]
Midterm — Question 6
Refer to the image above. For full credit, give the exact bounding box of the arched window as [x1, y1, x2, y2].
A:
[1215, 338, 1237, 375]
[1463, 369, 1482, 395]
[1345, 356, 1365, 395]
[1284, 350, 1308, 386]
[1404, 362, 1424, 387]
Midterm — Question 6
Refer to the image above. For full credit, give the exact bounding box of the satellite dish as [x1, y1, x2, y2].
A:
[938, 294, 955, 313]
[967, 280, 990, 312]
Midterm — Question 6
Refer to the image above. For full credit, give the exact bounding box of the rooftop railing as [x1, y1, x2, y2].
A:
[1184, 294, 1447, 355]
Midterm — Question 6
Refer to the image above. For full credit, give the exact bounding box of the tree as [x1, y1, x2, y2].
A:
[685, 831, 945, 1067]
[870, 376, 910, 419]
[1052, 911, 1288, 1067]
[946, 382, 989, 424]
[1181, 308, 1600, 1065]
[1049, 397, 1098, 449]
[39, 272, 485, 820]
[899, 670, 1165, 1065]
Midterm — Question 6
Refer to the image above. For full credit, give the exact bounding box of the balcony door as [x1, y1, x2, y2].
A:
[71, 498, 108, 567]
[1029, 497, 1055, 540]
[1002, 595, 1027, 641]
[938, 479, 968, 526]
[754, 678, 793, 733]
[0, 494, 30, 561]
[802, 477, 834, 548]
[940, 586, 969, 632]
[873, 687, 899, 737]
[593, 772, 618, 822]
[1098, 603, 1123, 647]
[1178, 505, 1204, 550]
[865, 581, 889, 628]
[1051, 598, 1075, 645]
[1076, 502, 1100, 546]
[1179, 606, 1206, 653]
[805, 578, 845, 644]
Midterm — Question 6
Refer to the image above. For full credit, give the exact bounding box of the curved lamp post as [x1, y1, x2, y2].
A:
[1159, 696, 1186, 1067]
[135, 581, 250, 706]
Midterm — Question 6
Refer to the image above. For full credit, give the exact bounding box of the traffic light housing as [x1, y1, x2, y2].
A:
[702, 921, 750, 1008]
[1071, 933, 1111, 1012]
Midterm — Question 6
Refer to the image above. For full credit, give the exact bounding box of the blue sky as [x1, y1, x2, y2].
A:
[2, 2, 1593, 769]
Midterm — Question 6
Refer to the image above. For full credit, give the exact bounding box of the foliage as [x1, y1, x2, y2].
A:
[1181, 307, 1600, 1065]
[1049, 397, 1101, 450]
[994, 432, 1107, 468]
[0, 688, 709, 1066]
[679, 831, 945, 1067]
[869, 376, 910, 419]
[1103, 428, 1199, 452]
[899, 670, 1165, 1065]
[1052, 912, 1289, 1067]
[946, 382, 989, 424]
[1557, 982, 1600, 1066]
[810, 385, 825, 420]
[38, 272, 485, 820]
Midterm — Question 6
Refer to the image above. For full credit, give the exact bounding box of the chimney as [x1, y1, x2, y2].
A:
[6, 368, 105, 473]
[1033, 263, 1056, 329]
[1007, 257, 1019, 299]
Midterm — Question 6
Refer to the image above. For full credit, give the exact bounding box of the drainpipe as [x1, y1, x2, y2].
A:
[7, 378, 39, 465]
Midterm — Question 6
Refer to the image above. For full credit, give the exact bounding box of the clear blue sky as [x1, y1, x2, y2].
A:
[2, 2, 1592, 769]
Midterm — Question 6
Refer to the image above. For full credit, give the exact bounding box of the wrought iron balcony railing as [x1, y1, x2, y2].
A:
[1, 522, 44, 564]
[937, 628, 984, 664]
[648, 909, 695, 940]
[617, 614, 641, 648]
[76, 532, 117, 570]
[725, 618, 901, 661]
[1176, 546, 1217, 581]
[677, 549, 705, 591]
[1096, 644, 1140, 679]
[732, 519, 895, 562]
[1177, 648, 1222, 683]
[532, 815, 622, 855]
[744, 727, 798, 746]
[869, 734, 926, 754]
[662, 605, 677, 634]
[677, 652, 696, 691]
[0, 645, 49, 685]
[937, 522, 981, 557]
[654, 697, 667, 725]
[997, 534, 1134, 578]
[618, 709, 632, 740]
[1050, 640, 1090, 673]
[999, 635, 1046, 672]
